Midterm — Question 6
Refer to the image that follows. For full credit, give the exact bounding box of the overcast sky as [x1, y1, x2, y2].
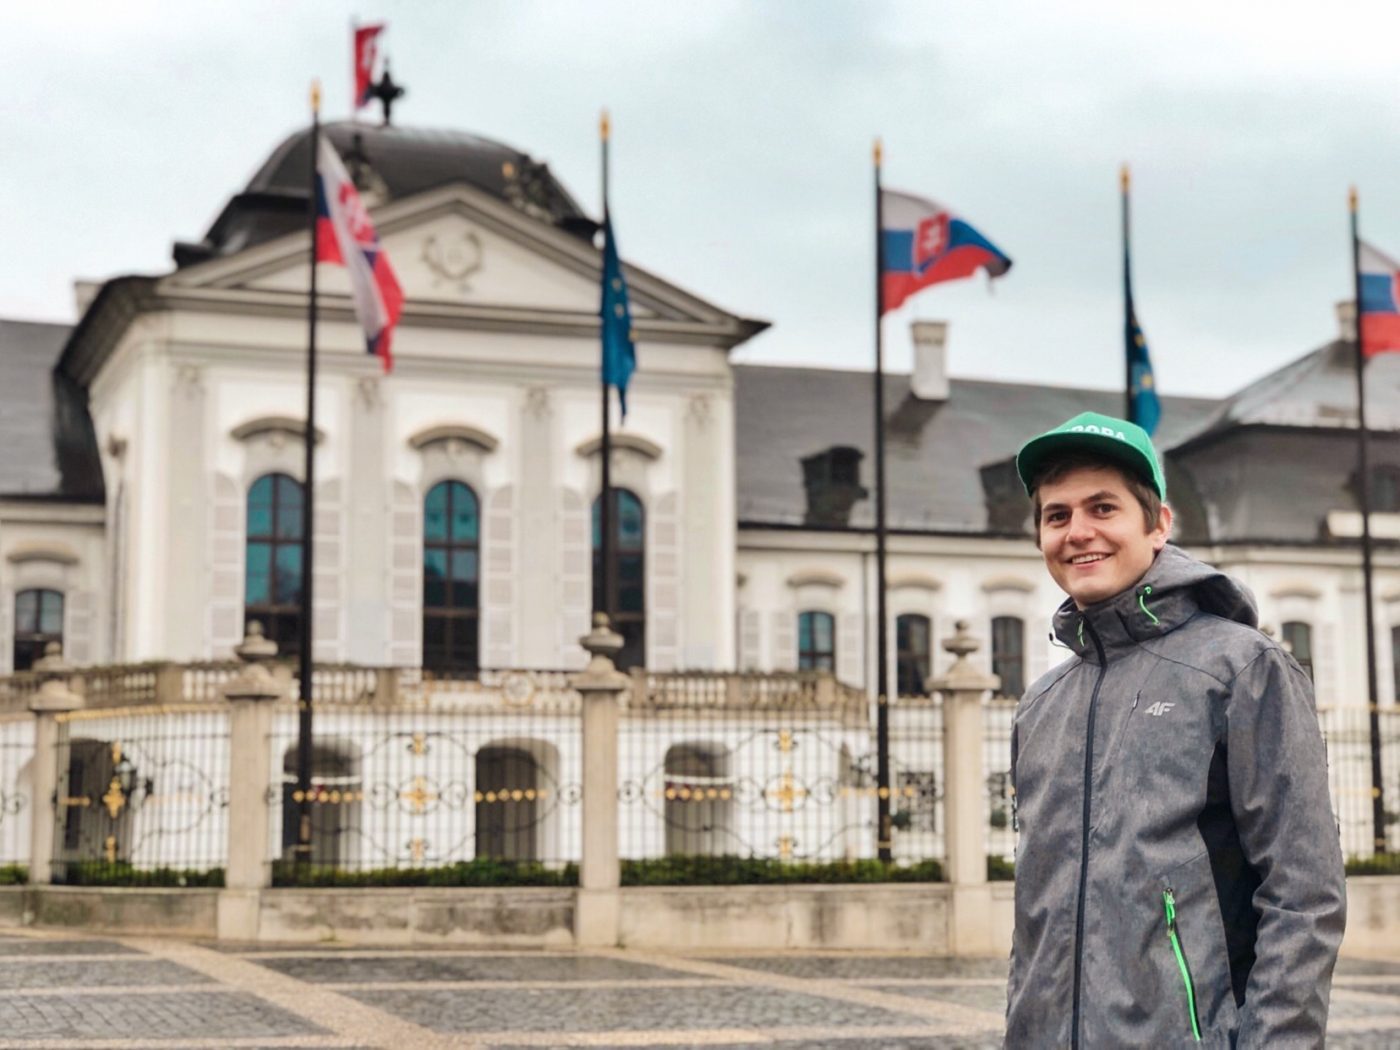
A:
[6, 1, 1400, 398]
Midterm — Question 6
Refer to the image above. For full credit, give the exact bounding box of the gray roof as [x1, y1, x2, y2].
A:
[1183, 339, 1400, 441]
[0, 319, 103, 502]
[733, 364, 1219, 533]
[175, 122, 593, 266]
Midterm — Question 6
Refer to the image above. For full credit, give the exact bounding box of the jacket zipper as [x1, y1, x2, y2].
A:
[1070, 617, 1107, 1050]
[1163, 888, 1203, 1042]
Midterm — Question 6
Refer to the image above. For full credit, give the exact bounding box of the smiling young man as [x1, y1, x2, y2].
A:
[1003, 412, 1346, 1049]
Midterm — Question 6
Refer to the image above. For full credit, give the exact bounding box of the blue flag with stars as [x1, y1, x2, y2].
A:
[1126, 290, 1160, 437]
[600, 211, 636, 417]
[1122, 177, 1161, 436]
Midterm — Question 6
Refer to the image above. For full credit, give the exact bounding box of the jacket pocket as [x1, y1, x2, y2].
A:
[1155, 850, 1239, 1047]
[1162, 886, 1202, 1043]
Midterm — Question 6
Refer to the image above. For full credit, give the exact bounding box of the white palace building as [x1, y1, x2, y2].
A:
[1, 123, 1398, 875]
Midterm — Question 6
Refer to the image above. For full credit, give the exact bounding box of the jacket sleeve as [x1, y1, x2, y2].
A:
[1227, 647, 1347, 1049]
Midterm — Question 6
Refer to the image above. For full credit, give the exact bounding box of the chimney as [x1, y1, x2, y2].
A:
[1336, 300, 1357, 343]
[911, 321, 949, 401]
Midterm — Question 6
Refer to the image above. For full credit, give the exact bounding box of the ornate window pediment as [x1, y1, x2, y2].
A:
[575, 433, 663, 462]
[408, 424, 500, 454]
[230, 416, 325, 445]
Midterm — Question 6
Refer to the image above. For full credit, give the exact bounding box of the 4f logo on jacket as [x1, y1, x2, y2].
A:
[1145, 701, 1175, 717]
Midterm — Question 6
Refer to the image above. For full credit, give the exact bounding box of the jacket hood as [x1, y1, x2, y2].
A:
[1053, 544, 1258, 659]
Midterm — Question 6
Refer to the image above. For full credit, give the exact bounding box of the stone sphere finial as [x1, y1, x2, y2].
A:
[942, 620, 980, 659]
[32, 641, 69, 674]
[235, 620, 279, 663]
[580, 612, 624, 665]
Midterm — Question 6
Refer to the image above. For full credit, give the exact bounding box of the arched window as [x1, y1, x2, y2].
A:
[245, 473, 304, 658]
[592, 488, 645, 671]
[896, 614, 932, 696]
[797, 610, 836, 672]
[423, 480, 480, 674]
[992, 616, 1025, 698]
[664, 744, 732, 856]
[1282, 621, 1314, 681]
[475, 746, 540, 861]
[14, 588, 63, 671]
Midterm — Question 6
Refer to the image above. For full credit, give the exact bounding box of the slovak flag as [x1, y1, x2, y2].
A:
[1359, 240, 1400, 357]
[315, 135, 404, 371]
[353, 24, 385, 110]
[880, 189, 1012, 314]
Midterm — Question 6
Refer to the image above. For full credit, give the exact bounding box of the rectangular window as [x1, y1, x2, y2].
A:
[798, 611, 836, 673]
[896, 614, 932, 696]
[992, 616, 1025, 698]
[1282, 621, 1314, 681]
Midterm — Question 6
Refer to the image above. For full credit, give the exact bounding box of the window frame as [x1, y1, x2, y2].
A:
[896, 613, 933, 696]
[13, 587, 64, 671]
[1281, 620, 1315, 681]
[991, 615, 1025, 698]
[243, 472, 305, 659]
[797, 610, 837, 673]
[592, 487, 646, 671]
[422, 479, 481, 675]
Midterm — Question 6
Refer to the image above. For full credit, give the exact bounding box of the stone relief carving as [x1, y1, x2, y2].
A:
[525, 386, 552, 419]
[357, 376, 381, 410]
[174, 364, 204, 398]
[687, 393, 713, 429]
[421, 230, 484, 294]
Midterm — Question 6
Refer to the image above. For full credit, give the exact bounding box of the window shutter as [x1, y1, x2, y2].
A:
[388, 480, 421, 666]
[772, 611, 797, 671]
[0, 589, 12, 674]
[738, 608, 762, 670]
[839, 612, 864, 690]
[649, 491, 680, 671]
[558, 488, 589, 669]
[66, 591, 95, 666]
[312, 479, 344, 662]
[207, 472, 243, 658]
[483, 485, 515, 668]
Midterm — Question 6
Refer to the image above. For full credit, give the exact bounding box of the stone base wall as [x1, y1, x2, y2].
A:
[0, 879, 1393, 957]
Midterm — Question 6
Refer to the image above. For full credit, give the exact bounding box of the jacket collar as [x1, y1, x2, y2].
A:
[1052, 552, 1201, 662]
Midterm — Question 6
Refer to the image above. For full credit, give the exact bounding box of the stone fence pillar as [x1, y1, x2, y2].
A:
[572, 613, 629, 947]
[217, 623, 286, 940]
[27, 644, 82, 886]
[930, 620, 1000, 955]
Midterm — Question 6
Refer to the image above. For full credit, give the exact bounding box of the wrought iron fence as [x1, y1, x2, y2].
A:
[616, 673, 945, 877]
[1319, 706, 1400, 859]
[985, 699, 1017, 864]
[51, 706, 229, 884]
[267, 669, 582, 883]
[0, 715, 33, 870]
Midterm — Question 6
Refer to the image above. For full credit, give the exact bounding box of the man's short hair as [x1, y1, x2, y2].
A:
[1028, 451, 1163, 547]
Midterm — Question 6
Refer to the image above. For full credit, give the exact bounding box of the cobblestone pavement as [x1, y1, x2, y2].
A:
[1, 931, 1398, 1048]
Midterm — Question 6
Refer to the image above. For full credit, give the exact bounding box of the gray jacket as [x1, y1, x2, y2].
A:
[1005, 546, 1346, 1048]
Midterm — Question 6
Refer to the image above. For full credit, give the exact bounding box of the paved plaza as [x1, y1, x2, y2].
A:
[1, 931, 1400, 1048]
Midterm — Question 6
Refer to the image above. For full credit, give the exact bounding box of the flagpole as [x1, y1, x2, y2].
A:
[1349, 187, 1388, 855]
[873, 139, 892, 863]
[599, 110, 615, 640]
[295, 82, 321, 868]
[1122, 164, 1133, 422]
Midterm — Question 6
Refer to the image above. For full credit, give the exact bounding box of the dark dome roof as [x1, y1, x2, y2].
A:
[175, 122, 595, 266]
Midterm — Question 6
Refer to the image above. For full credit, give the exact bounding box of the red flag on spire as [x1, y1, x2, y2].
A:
[353, 23, 385, 111]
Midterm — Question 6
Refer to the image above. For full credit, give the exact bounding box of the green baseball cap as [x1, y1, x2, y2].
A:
[1016, 412, 1166, 499]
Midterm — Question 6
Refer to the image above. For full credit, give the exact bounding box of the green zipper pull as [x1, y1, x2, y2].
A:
[1138, 585, 1161, 626]
[1163, 888, 1202, 1043]
[1077, 617, 1085, 647]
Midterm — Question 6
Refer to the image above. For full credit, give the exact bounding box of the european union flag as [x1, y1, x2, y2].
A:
[1122, 167, 1160, 436]
[1127, 302, 1161, 436]
[600, 211, 636, 417]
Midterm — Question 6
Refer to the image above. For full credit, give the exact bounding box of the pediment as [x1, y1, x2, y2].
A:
[160, 181, 755, 339]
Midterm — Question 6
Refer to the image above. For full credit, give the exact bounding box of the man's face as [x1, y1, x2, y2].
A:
[1037, 465, 1171, 609]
